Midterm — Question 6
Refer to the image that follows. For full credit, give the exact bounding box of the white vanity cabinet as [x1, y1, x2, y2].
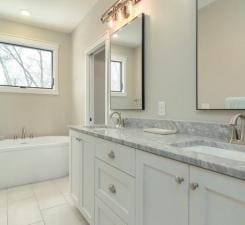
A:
[70, 131, 95, 225]
[136, 151, 245, 225]
[136, 151, 189, 225]
[189, 166, 245, 225]
[70, 134, 81, 204]
[95, 198, 126, 225]
[70, 129, 245, 225]
[95, 139, 136, 225]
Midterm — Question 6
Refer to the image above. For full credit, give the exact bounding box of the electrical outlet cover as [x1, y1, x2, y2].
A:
[158, 101, 166, 116]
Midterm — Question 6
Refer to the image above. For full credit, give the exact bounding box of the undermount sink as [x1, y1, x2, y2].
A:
[143, 128, 178, 135]
[182, 145, 245, 162]
[171, 140, 245, 162]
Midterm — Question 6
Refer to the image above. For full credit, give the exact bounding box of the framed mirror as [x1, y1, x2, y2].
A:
[197, 0, 245, 110]
[110, 14, 145, 110]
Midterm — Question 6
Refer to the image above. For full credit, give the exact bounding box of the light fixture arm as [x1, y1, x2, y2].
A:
[101, 0, 141, 24]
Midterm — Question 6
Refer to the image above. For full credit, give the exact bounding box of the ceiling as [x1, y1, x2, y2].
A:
[0, 0, 98, 33]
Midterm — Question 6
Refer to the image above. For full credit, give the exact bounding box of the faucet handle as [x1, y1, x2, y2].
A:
[110, 112, 123, 128]
[229, 115, 236, 126]
[13, 135, 18, 140]
[121, 118, 125, 128]
[229, 114, 245, 144]
[230, 126, 239, 143]
[229, 113, 245, 125]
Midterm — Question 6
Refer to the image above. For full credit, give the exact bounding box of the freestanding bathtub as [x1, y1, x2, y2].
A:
[0, 136, 69, 189]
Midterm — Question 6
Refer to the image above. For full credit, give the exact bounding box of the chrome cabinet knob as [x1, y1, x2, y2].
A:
[76, 137, 82, 142]
[175, 176, 184, 184]
[108, 150, 115, 159]
[108, 184, 116, 194]
[190, 183, 199, 190]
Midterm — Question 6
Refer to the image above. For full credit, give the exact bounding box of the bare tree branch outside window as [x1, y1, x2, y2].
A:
[0, 42, 53, 89]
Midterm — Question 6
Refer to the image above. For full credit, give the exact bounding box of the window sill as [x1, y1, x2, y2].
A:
[0, 87, 59, 95]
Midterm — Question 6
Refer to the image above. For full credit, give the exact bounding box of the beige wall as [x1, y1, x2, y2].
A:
[94, 50, 105, 124]
[71, 0, 111, 125]
[0, 19, 72, 138]
[198, 0, 245, 109]
[72, 0, 244, 125]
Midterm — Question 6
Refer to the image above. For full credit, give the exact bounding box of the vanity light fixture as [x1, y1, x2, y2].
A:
[108, 16, 114, 28]
[101, 0, 141, 27]
[117, 8, 123, 21]
[127, 0, 133, 14]
[20, 9, 31, 17]
[112, 33, 119, 38]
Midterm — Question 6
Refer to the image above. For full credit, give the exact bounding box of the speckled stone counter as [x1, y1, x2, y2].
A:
[69, 125, 245, 181]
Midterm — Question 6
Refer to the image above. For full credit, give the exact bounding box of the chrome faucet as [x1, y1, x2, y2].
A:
[13, 135, 18, 140]
[110, 112, 124, 128]
[229, 114, 245, 145]
[21, 127, 27, 139]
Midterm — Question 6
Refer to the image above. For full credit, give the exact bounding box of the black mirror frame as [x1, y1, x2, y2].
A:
[110, 13, 145, 110]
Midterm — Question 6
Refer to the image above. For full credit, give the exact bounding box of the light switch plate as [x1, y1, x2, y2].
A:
[158, 101, 166, 116]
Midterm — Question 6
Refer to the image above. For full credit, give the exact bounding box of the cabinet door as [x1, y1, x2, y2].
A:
[190, 166, 245, 225]
[95, 198, 127, 225]
[70, 136, 82, 205]
[95, 159, 135, 224]
[136, 151, 189, 225]
[79, 139, 95, 225]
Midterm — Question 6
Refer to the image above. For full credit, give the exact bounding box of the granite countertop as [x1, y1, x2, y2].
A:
[70, 125, 245, 181]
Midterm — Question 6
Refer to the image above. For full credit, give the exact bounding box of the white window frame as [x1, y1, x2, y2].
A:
[111, 54, 127, 97]
[0, 34, 59, 95]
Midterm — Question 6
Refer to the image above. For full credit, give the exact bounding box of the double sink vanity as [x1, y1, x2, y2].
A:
[68, 0, 245, 224]
[69, 117, 245, 225]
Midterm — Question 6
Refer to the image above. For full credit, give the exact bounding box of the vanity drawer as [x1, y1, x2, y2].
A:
[95, 159, 135, 225]
[95, 198, 127, 225]
[95, 139, 136, 176]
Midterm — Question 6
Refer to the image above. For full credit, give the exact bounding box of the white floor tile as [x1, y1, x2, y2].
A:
[0, 190, 7, 208]
[1, 177, 79, 225]
[29, 222, 45, 225]
[53, 177, 70, 195]
[0, 215, 7, 225]
[0, 210, 7, 225]
[42, 204, 87, 225]
[8, 197, 42, 225]
[33, 181, 66, 210]
[8, 185, 34, 205]
[64, 193, 76, 207]
[0, 190, 7, 225]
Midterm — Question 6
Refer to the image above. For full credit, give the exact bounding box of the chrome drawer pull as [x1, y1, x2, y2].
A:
[108, 150, 115, 159]
[190, 183, 199, 190]
[109, 184, 116, 194]
[76, 137, 82, 142]
[175, 176, 184, 184]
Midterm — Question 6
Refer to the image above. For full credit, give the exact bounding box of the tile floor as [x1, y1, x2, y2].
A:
[0, 177, 88, 225]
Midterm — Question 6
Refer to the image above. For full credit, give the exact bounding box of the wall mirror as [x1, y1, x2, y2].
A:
[110, 14, 144, 110]
[197, 0, 245, 110]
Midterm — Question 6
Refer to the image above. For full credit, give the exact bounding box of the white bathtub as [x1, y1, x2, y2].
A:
[0, 136, 69, 189]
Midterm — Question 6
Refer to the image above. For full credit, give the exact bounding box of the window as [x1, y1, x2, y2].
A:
[111, 60, 123, 92]
[110, 55, 127, 96]
[0, 35, 59, 94]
